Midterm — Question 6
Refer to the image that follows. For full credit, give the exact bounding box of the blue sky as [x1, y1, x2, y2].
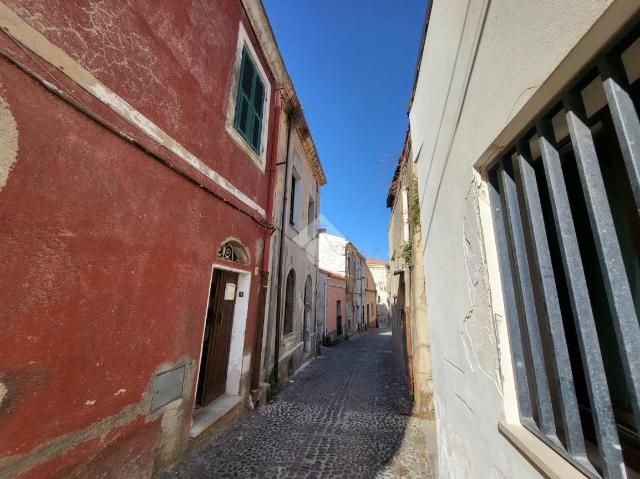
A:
[263, 0, 427, 260]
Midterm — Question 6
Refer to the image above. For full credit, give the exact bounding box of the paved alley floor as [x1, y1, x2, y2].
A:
[161, 328, 434, 479]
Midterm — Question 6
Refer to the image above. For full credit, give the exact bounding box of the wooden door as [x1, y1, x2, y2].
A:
[197, 269, 239, 406]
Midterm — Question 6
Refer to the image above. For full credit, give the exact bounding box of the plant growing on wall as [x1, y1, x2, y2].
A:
[409, 176, 420, 226]
[267, 371, 281, 402]
[400, 240, 413, 268]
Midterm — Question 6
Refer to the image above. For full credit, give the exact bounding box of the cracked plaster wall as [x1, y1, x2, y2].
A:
[0, 2, 274, 475]
[408, 0, 614, 477]
[0, 93, 17, 192]
[462, 177, 502, 394]
[3, 0, 274, 208]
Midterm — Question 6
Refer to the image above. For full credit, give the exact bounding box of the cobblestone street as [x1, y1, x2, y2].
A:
[161, 328, 434, 478]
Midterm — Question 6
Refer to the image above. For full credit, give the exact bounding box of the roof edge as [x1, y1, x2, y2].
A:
[386, 128, 411, 207]
[407, 0, 434, 112]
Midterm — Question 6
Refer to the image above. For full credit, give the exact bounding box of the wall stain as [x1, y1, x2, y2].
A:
[0, 358, 194, 479]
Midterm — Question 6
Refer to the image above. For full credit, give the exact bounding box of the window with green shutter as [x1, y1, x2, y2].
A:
[234, 48, 265, 155]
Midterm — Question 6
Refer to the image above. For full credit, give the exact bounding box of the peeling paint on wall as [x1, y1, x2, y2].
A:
[0, 383, 7, 408]
[436, 394, 472, 479]
[8, 0, 182, 128]
[149, 358, 195, 475]
[0, 399, 149, 479]
[490, 465, 508, 479]
[0, 360, 194, 479]
[462, 176, 502, 394]
[254, 238, 263, 267]
[0, 94, 18, 192]
[0, 2, 266, 216]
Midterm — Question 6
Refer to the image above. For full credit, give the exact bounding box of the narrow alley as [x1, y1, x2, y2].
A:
[2, 1, 640, 478]
[162, 329, 434, 479]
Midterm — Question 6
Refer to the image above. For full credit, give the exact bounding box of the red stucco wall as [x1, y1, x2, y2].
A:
[0, 1, 277, 477]
[3, 0, 275, 203]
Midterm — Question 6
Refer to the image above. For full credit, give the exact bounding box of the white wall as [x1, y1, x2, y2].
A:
[409, 0, 616, 477]
[225, 269, 252, 396]
[318, 232, 347, 277]
[367, 263, 388, 305]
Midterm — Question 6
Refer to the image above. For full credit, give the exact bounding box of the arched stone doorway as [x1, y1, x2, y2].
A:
[283, 269, 295, 334]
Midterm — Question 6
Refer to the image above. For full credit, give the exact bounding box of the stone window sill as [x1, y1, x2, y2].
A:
[498, 422, 586, 479]
[225, 123, 266, 174]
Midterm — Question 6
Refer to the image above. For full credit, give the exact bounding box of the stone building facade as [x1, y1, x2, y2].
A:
[318, 232, 374, 340]
[407, 0, 640, 477]
[364, 265, 378, 329]
[345, 242, 366, 334]
[387, 131, 433, 419]
[366, 258, 389, 326]
[261, 101, 326, 383]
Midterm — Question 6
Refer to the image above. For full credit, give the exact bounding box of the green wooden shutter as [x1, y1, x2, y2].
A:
[234, 49, 254, 139]
[250, 75, 264, 151]
[234, 48, 265, 155]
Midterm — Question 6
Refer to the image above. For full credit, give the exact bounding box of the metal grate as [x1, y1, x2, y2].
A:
[488, 25, 640, 478]
[217, 242, 248, 264]
[283, 269, 296, 334]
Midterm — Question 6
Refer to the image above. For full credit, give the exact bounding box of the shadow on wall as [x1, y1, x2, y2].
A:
[159, 329, 432, 478]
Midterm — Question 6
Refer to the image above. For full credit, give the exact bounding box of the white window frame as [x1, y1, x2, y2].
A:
[225, 22, 271, 173]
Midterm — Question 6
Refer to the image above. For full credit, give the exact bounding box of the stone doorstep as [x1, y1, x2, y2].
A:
[190, 394, 241, 438]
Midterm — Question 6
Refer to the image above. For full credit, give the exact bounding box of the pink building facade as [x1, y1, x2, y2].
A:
[322, 270, 346, 345]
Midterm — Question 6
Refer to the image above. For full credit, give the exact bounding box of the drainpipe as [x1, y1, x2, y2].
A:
[272, 105, 294, 381]
[250, 91, 281, 391]
[404, 185, 415, 395]
[313, 183, 320, 355]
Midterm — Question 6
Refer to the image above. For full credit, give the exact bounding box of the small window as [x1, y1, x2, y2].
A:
[234, 48, 265, 154]
[289, 175, 297, 226]
[283, 269, 296, 334]
[308, 196, 315, 226]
